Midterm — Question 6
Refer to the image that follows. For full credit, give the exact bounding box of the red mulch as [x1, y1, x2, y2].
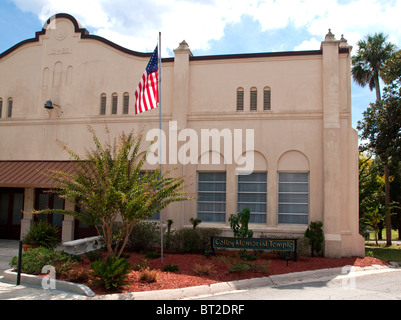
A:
[59, 251, 388, 295]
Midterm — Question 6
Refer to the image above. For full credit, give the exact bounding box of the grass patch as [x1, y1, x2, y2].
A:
[365, 244, 401, 262]
[367, 229, 399, 241]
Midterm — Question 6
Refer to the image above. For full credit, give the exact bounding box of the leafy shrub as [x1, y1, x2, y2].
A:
[229, 260, 271, 273]
[304, 221, 324, 257]
[139, 267, 158, 283]
[239, 252, 257, 261]
[168, 228, 221, 254]
[85, 250, 104, 262]
[91, 256, 131, 290]
[126, 221, 160, 252]
[9, 247, 77, 275]
[145, 251, 161, 259]
[229, 208, 253, 238]
[22, 221, 61, 249]
[189, 218, 202, 229]
[132, 258, 149, 271]
[163, 264, 179, 272]
[229, 261, 253, 273]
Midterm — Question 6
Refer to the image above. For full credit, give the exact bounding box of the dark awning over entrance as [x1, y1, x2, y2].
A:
[0, 161, 76, 188]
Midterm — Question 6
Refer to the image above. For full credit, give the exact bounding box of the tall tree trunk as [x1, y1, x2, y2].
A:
[374, 75, 381, 102]
[384, 162, 392, 246]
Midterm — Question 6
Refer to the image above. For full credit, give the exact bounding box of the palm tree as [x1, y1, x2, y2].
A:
[352, 33, 396, 102]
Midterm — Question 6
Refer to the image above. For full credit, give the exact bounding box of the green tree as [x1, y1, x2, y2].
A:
[352, 33, 396, 101]
[40, 126, 189, 258]
[359, 152, 386, 239]
[381, 49, 401, 87]
[358, 84, 401, 246]
[354, 33, 399, 246]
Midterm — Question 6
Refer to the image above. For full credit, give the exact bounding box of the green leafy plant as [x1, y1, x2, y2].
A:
[239, 252, 257, 261]
[304, 221, 325, 257]
[84, 250, 104, 262]
[22, 221, 60, 249]
[229, 208, 253, 238]
[145, 251, 161, 259]
[132, 258, 149, 271]
[189, 217, 202, 229]
[91, 256, 131, 290]
[9, 247, 77, 275]
[168, 228, 221, 254]
[126, 221, 160, 252]
[163, 264, 179, 272]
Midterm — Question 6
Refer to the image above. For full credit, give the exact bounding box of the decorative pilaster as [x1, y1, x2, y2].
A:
[172, 40, 192, 129]
[321, 30, 342, 257]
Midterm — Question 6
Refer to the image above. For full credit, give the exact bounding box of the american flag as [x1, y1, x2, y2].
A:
[134, 46, 159, 114]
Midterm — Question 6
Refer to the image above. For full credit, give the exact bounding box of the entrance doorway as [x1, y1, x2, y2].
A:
[74, 207, 98, 239]
[34, 189, 64, 237]
[0, 188, 24, 240]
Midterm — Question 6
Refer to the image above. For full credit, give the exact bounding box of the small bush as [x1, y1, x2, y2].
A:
[304, 221, 324, 257]
[9, 247, 77, 275]
[168, 228, 221, 254]
[145, 251, 161, 259]
[91, 256, 131, 290]
[163, 264, 179, 272]
[132, 258, 149, 271]
[193, 263, 214, 276]
[229, 261, 253, 273]
[22, 221, 60, 249]
[127, 221, 160, 252]
[239, 252, 257, 261]
[85, 250, 103, 262]
[139, 267, 158, 283]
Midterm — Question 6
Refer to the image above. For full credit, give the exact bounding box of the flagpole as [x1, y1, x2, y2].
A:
[158, 32, 163, 264]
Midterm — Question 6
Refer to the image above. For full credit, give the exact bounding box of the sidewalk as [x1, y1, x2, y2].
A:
[1, 239, 400, 300]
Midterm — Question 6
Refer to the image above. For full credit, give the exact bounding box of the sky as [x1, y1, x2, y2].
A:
[0, 0, 400, 131]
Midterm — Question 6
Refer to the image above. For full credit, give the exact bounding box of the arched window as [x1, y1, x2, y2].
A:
[250, 87, 257, 111]
[111, 93, 118, 115]
[236, 88, 244, 111]
[123, 92, 129, 115]
[264, 87, 271, 111]
[100, 94, 107, 115]
[7, 98, 13, 118]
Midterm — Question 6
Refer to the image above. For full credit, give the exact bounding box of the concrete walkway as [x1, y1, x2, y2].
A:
[1, 239, 400, 300]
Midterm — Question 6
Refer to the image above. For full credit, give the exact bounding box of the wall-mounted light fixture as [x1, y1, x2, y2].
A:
[44, 100, 54, 109]
[44, 100, 62, 117]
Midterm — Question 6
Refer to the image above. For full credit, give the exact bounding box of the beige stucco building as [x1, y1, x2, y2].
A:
[0, 14, 364, 258]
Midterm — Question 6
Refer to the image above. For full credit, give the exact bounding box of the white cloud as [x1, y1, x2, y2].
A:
[294, 38, 322, 51]
[9, 0, 401, 54]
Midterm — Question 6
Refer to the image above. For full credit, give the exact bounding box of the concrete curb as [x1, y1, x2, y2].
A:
[90, 265, 398, 300]
[2, 264, 399, 300]
[3, 269, 95, 297]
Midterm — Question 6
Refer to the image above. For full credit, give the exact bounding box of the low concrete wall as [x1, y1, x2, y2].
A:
[3, 269, 95, 297]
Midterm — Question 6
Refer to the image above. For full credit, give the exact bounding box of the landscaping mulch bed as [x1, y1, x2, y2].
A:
[59, 251, 388, 295]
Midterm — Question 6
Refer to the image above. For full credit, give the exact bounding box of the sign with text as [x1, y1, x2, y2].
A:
[211, 237, 298, 261]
